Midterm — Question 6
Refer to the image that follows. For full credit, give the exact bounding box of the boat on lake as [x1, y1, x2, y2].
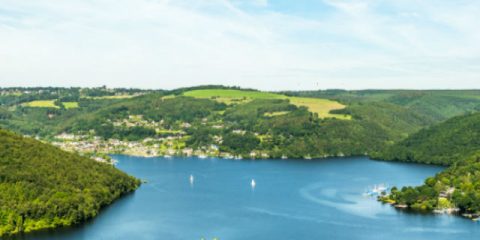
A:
[189, 174, 194, 185]
[364, 184, 389, 196]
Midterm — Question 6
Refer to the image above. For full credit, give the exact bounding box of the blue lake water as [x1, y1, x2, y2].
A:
[14, 156, 479, 240]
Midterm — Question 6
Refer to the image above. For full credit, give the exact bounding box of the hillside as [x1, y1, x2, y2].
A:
[374, 112, 480, 165]
[0, 129, 140, 237]
[0, 87, 153, 137]
[284, 90, 480, 121]
[375, 112, 480, 217]
[379, 153, 480, 216]
[52, 88, 435, 159]
[183, 89, 351, 119]
[1, 87, 479, 160]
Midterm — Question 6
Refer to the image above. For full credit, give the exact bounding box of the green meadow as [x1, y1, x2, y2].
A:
[62, 102, 79, 109]
[23, 100, 80, 109]
[183, 89, 350, 119]
[23, 100, 59, 109]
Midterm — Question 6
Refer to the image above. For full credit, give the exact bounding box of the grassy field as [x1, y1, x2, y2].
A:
[184, 89, 284, 104]
[62, 102, 79, 109]
[161, 95, 176, 100]
[183, 89, 351, 119]
[288, 97, 351, 119]
[264, 111, 290, 117]
[23, 100, 59, 109]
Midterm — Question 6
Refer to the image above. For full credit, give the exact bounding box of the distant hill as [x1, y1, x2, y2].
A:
[284, 89, 480, 122]
[385, 91, 480, 121]
[0, 129, 140, 236]
[1, 86, 479, 159]
[57, 88, 435, 158]
[183, 88, 351, 119]
[374, 112, 480, 165]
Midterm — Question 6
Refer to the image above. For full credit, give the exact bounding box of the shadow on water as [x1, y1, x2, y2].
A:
[6, 190, 138, 240]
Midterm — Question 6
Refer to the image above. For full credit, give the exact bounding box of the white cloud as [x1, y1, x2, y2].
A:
[0, 0, 479, 90]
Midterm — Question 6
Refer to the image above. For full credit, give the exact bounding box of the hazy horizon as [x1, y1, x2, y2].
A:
[2, 84, 480, 92]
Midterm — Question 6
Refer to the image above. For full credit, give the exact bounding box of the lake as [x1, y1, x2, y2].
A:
[13, 156, 479, 240]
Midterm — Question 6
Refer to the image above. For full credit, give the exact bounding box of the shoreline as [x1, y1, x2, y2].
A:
[379, 197, 480, 221]
[0, 184, 140, 238]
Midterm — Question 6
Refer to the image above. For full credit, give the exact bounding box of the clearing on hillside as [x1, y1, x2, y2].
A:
[184, 89, 283, 104]
[22, 100, 59, 109]
[62, 102, 79, 109]
[183, 89, 351, 120]
[288, 97, 351, 119]
[264, 111, 290, 117]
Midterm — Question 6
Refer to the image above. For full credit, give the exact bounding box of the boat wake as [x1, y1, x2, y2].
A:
[299, 182, 387, 219]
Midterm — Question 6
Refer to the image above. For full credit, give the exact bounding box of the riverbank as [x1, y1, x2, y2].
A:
[378, 195, 480, 221]
[49, 136, 369, 160]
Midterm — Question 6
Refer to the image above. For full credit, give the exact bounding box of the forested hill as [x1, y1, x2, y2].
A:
[60, 89, 436, 158]
[375, 113, 480, 216]
[373, 112, 480, 165]
[0, 129, 140, 237]
[284, 90, 480, 122]
[1, 87, 480, 159]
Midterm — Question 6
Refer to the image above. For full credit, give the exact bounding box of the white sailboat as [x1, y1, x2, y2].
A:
[189, 174, 194, 185]
[364, 183, 388, 196]
[251, 179, 256, 188]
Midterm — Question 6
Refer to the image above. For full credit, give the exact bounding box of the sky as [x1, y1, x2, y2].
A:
[0, 0, 479, 90]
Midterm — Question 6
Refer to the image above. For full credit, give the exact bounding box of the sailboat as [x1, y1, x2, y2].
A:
[364, 183, 388, 196]
[189, 174, 194, 185]
[251, 179, 256, 188]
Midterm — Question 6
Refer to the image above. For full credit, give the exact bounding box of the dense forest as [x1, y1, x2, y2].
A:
[374, 112, 480, 165]
[379, 153, 480, 216]
[0, 129, 140, 237]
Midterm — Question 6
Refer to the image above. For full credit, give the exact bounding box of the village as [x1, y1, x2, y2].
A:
[49, 132, 253, 163]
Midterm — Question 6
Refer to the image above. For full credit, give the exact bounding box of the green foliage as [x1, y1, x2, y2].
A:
[224, 99, 295, 127]
[96, 124, 156, 141]
[377, 112, 480, 216]
[221, 132, 260, 154]
[183, 88, 351, 119]
[186, 127, 216, 148]
[3, 86, 480, 222]
[138, 96, 226, 123]
[386, 91, 480, 121]
[383, 154, 480, 214]
[284, 89, 480, 121]
[375, 112, 480, 165]
[345, 102, 435, 139]
[0, 129, 140, 236]
[1, 87, 447, 159]
[66, 95, 226, 140]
